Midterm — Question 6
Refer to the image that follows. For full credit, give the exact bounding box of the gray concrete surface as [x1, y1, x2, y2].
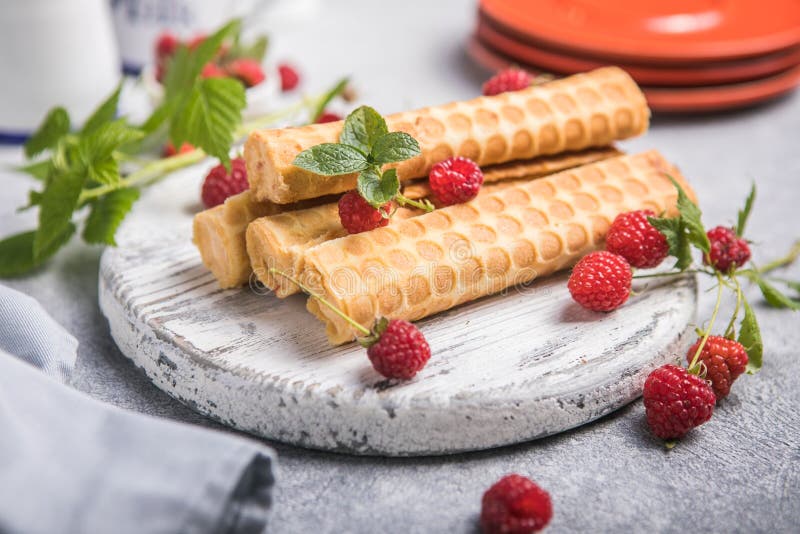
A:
[2, 1, 799, 531]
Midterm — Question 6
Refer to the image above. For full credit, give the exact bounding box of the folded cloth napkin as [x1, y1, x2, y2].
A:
[0, 285, 276, 534]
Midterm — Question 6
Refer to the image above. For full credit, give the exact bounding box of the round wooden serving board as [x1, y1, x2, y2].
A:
[99, 172, 698, 456]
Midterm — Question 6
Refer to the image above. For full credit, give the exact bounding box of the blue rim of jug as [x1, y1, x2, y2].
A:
[0, 130, 30, 145]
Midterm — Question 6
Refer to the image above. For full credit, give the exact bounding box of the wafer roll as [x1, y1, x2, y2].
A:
[245, 148, 620, 297]
[301, 151, 693, 345]
[245, 67, 647, 203]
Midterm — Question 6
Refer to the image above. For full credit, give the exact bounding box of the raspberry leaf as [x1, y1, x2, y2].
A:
[225, 34, 269, 63]
[82, 187, 140, 246]
[648, 216, 692, 270]
[0, 224, 75, 277]
[34, 169, 86, 260]
[293, 143, 368, 175]
[82, 84, 122, 135]
[16, 160, 52, 181]
[735, 183, 756, 238]
[79, 120, 144, 186]
[24, 107, 70, 159]
[339, 105, 388, 155]
[371, 132, 421, 165]
[755, 277, 800, 310]
[738, 297, 763, 374]
[670, 176, 710, 253]
[357, 168, 399, 208]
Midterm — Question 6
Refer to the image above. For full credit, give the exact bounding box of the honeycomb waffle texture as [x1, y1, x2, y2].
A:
[301, 151, 693, 345]
[244, 67, 647, 203]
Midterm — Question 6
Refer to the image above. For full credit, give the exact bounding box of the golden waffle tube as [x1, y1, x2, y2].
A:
[244, 67, 647, 203]
[301, 151, 694, 345]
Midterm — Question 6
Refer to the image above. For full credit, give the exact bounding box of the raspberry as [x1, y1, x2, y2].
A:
[337, 191, 391, 234]
[480, 474, 553, 534]
[226, 59, 265, 88]
[201, 157, 249, 208]
[365, 319, 431, 379]
[428, 157, 484, 206]
[643, 364, 716, 440]
[482, 69, 533, 96]
[686, 336, 748, 399]
[568, 251, 632, 311]
[278, 63, 300, 91]
[315, 111, 343, 123]
[155, 32, 179, 61]
[704, 226, 751, 272]
[201, 62, 227, 79]
[162, 141, 194, 158]
[605, 210, 669, 268]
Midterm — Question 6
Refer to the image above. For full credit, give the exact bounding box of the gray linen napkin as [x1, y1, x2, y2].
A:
[0, 285, 276, 534]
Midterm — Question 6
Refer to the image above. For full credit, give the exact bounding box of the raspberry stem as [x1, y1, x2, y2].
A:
[724, 273, 744, 338]
[268, 268, 371, 336]
[632, 268, 713, 280]
[395, 193, 434, 212]
[688, 270, 726, 372]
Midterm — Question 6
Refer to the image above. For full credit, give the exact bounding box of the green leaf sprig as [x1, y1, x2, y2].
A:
[292, 105, 434, 214]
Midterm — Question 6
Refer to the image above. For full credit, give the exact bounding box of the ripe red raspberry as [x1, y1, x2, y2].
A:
[315, 111, 343, 123]
[201, 62, 227, 79]
[155, 32, 179, 61]
[482, 68, 533, 96]
[162, 141, 194, 158]
[278, 63, 300, 91]
[337, 191, 391, 234]
[429, 157, 484, 206]
[365, 319, 431, 379]
[704, 226, 751, 272]
[480, 474, 553, 534]
[568, 251, 632, 311]
[226, 59, 265, 88]
[201, 157, 249, 208]
[686, 336, 748, 399]
[643, 364, 716, 440]
[605, 210, 669, 268]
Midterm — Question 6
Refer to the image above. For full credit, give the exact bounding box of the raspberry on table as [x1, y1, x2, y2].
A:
[480, 474, 553, 534]
[337, 191, 392, 234]
[686, 336, 748, 399]
[643, 364, 716, 440]
[226, 59, 265, 88]
[365, 319, 431, 379]
[315, 111, 343, 123]
[568, 251, 632, 312]
[605, 210, 669, 268]
[428, 156, 484, 206]
[201, 157, 249, 208]
[704, 226, 751, 272]
[278, 63, 300, 91]
[482, 68, 533, 96]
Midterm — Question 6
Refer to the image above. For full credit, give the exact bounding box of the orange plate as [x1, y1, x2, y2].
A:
[477, 17, 800, 87]
[480, 0, 800, 63]
[466, 36, 800, 112]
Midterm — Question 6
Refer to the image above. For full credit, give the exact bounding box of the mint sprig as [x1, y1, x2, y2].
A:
[292, 105, 433, 212]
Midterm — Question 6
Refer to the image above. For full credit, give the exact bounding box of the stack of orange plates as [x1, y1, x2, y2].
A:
[470, 0, 800, 112]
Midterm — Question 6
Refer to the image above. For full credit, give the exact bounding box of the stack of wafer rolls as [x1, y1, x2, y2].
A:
[302, 151, 694, 345]
[244, 67, 649, 204]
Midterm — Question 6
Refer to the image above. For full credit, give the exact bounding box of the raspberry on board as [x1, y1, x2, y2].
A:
[201, 157, 249, 208]
[482, 69, 533, 96]
[365, 319, 431, 379]
[428, 156, 484, 206]
[605, 210, 669, 268]
[480, 474, 553, 534]
[643, 364, 716, 440]
[568, 251, 632, 312]
[704, 226, 751, 272]
[337, 191, 391, 234]
[686, 336, 748, 399]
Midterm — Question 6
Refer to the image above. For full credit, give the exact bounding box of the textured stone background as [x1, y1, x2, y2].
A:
[2, 1, 799, 532]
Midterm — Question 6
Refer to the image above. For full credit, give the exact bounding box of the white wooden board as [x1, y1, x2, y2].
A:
[98, 171, 697, 456]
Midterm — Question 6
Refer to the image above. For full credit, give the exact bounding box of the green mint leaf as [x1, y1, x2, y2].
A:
[310, 77, 349, 123]
[79, 120, 144, 185]
[648, 216, 693, 270]
[357, 168, 400, 208]
[669, 175, 709, 253]
[293, 143, 368, 175]
[16, 160, 52, 181]
[735, 183, 756, 237]
[339, 105, 387, 155]
[756, 276, 800, 310]
[169, 77, 245, 167]
[0, 224, 76, 278]
[34, 169, 85, 259]
[25, 107, 70, 158]
[738, 297, 763, 374]
[371, 132, 421, 165]
[82, 84, 122, 134]
[82, 187, 140, 245]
